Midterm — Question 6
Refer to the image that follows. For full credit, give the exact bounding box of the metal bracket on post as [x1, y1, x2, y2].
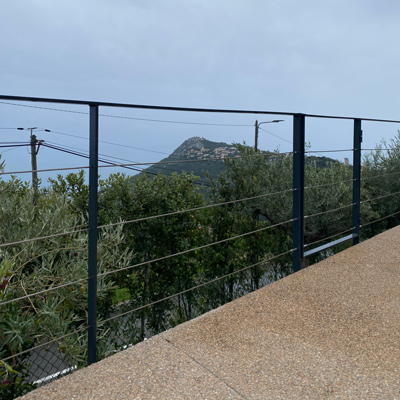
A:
[293, 114, 305, 273]
[352, 119, 362, 245]
[88, 105, 99, 365]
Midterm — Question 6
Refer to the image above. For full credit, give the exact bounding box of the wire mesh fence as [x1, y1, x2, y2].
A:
[0, 95, 400, 398]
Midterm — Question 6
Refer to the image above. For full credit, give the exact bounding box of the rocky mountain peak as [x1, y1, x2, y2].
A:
[170, 137, 238, 160]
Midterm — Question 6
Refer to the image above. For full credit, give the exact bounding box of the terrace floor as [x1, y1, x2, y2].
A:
[20, 226, 400, 399]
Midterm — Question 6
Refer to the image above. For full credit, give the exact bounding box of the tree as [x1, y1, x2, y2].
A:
[361, 132, 400, 237]
[208, 144, 375, 268]
[0, 176, 132, 399]
[108, 172, 206, 341]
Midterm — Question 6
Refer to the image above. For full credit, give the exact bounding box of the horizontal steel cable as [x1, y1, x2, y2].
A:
[0, 192, 294, 247]
[0, 165, 89, 176]
[0, 277, 89, 306]
[361, 190, 400, 204]
[98, 218, 296, 278]
[101, 248, 296, 324]
[98, 189, 295, 230]
[362, 148, 392, 151]
[0, 143, 31, 148]
[0, 227, 89, 249]
[304, 178, 354, 190]
[95, 151, 294, 170]
[303, 227, 355, 248]
[361, 171, 400, 181]
[360, 210, 400, 228]
[0, 186, 293, 248]
[305, 149, 354, 153]
[0, 326, 88, 364]
[0, 152, 294, 176]
[304, 203, 355, 219]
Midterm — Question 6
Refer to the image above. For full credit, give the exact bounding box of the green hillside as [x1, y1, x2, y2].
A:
[141, 137, 241, 184]
[138, 137, 340, 185]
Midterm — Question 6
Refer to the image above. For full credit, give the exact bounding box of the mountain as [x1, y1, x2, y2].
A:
[142, 137, 240, 184]
[139, 136, 339, 184]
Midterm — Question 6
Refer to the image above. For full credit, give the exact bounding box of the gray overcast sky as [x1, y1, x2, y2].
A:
[1, 0, 399, 181]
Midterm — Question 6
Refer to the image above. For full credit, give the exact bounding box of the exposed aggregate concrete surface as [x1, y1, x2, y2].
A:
[19, 226, 400, 399]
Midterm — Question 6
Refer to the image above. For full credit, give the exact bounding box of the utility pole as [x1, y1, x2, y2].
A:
[254, 120, 259, 151]
[254, 120, 285, 150]
[18, 127, 49, 204]
[30, 130, 38, 198]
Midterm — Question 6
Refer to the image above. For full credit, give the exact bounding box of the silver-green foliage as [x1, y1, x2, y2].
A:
[0, 175, 132, 398]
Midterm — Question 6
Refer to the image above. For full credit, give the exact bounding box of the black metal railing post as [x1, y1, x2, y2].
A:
[352, 119, 362, 245]
[88, 105, 99, 365]
[293, 114, 305, 272]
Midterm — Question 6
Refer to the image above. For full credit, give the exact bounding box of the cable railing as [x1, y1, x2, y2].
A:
[0, 277, 89, 306]
[360, 210, 400, 228]
[361, 191, 400, 204]
[0, 227, 89, 248]
[0, 165, 90, 176]
[0, 326, 88, 364]
[0, 95, 400, 396]
[97, 188, 295, 230]
[361, 170, 400, 181]
[304, 203, 355, 220]
[101, 248, 296, 325]
[304, 227, 356, 249]
[97, 218, 295, 279]
[304, 178, 355, 190]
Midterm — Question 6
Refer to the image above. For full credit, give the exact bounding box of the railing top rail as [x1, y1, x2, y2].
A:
[0, 95, 294, 116]
[304, 113, 400, 124]
[1, 95, 400, 123]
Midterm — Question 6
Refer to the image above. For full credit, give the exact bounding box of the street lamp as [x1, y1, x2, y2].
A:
[254, 120, 284, 150]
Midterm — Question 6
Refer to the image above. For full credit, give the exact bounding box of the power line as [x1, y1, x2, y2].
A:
[0, 165, 89, 176]
[42, 143, 146, 174]
[258, 126, 292, 144]
[0, 101, 255, 127]
[0, 126, 170, 156]
[0, 143, 31, 148]
[0, 141, 32, 144]
[0, 147, 21, 154]
[45, 140, 142, 165]
[49, 130, 170, 156]
[257, 127, 330, 159]
[44, 139, 212, 185]
[41, 142, 212, 187]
